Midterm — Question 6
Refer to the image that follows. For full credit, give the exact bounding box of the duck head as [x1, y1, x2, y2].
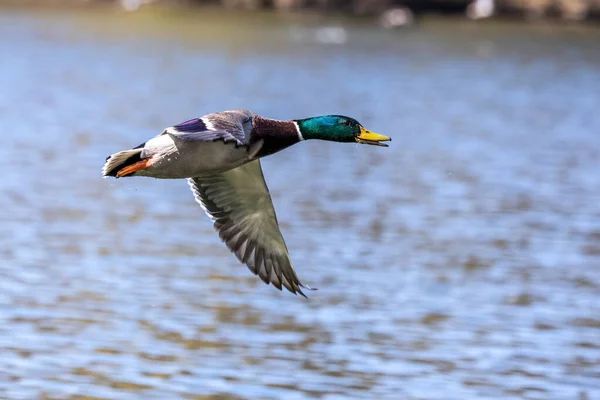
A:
[295, 115, 391, 147]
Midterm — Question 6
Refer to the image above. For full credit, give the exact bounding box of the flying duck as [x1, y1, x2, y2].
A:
[102, 110, 390, 297]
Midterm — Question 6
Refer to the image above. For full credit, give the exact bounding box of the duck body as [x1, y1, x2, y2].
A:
[103, 110, 304, 180]
[130, 133, 248, 179]
[102, 109, 390, 297]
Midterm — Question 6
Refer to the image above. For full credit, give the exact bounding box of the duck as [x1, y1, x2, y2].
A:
[102, 110, 391, 297]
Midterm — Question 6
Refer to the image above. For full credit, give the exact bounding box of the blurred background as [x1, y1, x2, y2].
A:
[1, 0, 599, 399]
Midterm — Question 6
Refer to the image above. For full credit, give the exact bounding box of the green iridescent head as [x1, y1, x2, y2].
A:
[295, 115, 391, 146]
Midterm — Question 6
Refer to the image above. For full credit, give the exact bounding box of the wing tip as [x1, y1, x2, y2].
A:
[257, 273, 317, 299]
[293, 282, 318, 299]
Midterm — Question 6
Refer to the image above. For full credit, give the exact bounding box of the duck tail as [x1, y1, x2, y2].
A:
[102, 147, 145, 178]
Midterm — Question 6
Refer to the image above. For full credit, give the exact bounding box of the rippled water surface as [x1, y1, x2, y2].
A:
[1, 6, 599, 399]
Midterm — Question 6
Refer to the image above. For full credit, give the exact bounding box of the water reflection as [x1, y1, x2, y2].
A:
[1, 6, 599, 400]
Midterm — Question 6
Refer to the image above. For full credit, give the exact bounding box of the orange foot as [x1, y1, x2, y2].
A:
[116, 159, 150, 178]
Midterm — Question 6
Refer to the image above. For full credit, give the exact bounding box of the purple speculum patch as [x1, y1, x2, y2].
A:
[173, 118, 206, 132]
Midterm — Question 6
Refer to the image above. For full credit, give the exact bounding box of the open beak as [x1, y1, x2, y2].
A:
[356, 127, 391, 147]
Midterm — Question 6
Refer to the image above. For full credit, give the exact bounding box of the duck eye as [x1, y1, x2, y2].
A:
[341, 120, 351, 126]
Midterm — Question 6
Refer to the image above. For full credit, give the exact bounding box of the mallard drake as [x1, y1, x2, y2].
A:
[102, 110, 390, 297]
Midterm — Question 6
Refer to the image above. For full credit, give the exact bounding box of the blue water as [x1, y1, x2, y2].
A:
[1, 7, 599, 399]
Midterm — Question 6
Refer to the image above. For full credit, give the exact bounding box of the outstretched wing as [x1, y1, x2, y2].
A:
[188, 160, 313, 297]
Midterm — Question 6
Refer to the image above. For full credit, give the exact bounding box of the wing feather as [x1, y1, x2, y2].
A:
[162, 110, 255, 146]
[188, 160, 313, 297]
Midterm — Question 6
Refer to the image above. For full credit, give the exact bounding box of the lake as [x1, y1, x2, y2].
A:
[0, 6, 599, 399]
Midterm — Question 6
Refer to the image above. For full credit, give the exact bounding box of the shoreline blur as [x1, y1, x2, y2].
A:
[2, 0, 600, 24]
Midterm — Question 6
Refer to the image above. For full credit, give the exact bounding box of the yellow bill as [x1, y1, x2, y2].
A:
[356, 126, 391, 147]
